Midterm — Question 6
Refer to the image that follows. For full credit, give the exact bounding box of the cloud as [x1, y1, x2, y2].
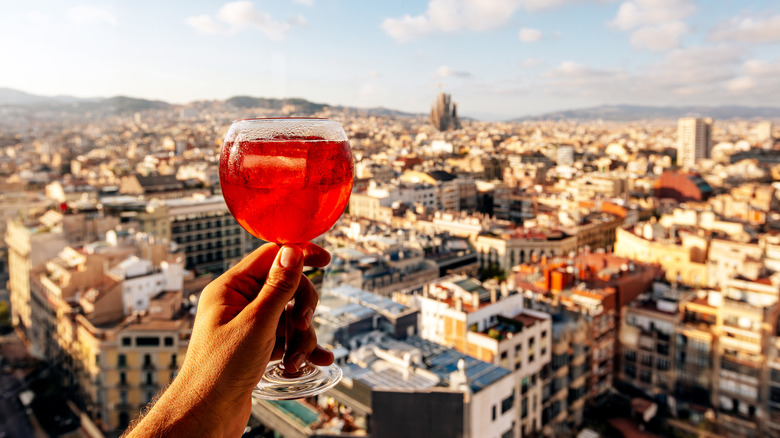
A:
[609, 0, 695, 30]
[65, 5, 118, 26]
[369, 70, 382, 78]
[724, 58, 780, 97]
[293, 0, 314, 5]
[432, 65, 471, 78]
[608, 0, 694, 51]
[629, 21, 687, 51]
[520, 57, 545, 67]
[710, 14, 780, 44]
[541, 45, 749, 102]
[186, 15, 222, 35]
[519, 27, 542, 42]
[381, 0, 587, 42]
[186, 1, 306, 40]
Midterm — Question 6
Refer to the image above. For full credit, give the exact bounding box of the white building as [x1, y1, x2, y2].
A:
[677, 117, 712, 168]
[111, 256, 183, 314]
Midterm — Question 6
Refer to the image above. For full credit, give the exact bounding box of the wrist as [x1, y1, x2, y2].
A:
[126, 367, 250, 438]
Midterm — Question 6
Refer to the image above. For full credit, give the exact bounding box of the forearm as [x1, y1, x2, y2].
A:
[122, 370, 250, 438]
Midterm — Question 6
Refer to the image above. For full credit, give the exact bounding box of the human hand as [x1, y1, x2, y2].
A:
[124, 242, 333, 438]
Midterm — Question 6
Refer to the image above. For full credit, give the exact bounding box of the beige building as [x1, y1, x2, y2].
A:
[474, 229, 577, 273]
[349, 192, 393, 223]
[6, 216, 68, 357]
[9, 232, 193, 434]
[614, 227, 708, 286]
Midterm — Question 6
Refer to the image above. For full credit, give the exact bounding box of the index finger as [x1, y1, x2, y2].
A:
[206, 241, 330, 305]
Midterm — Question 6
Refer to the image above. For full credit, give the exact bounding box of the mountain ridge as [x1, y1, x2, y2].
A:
[0, 88, 419, 118]
[509, 104, 780, 122]
[3, 88, 780, 121]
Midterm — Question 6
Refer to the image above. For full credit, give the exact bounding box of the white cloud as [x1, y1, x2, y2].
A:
[541, 45, 752, 103]
[725, 76, 755, 93]
[710, 14, 780, 44]
[608, 0, 694, 52]
[186, 15, 223, 35]
[432, 65, 471, 78]
[629, 21, 687, 51]
[288, 14, 308, 27]
[519, 27, 542, 42]
[381, 0, 523, 43]
[520, 57, 545, 67]
[293, 0, 314, 5]
[381, 0, 587, 42]
[722, 59, 780, 98]
[186, 1, 306, 40]
[65, 5, 118, 26]
[609, 0, 696, 30]
[522, 0, 584, 11]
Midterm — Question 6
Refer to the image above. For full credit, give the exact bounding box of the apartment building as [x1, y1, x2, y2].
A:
[416, 275, 552, 436]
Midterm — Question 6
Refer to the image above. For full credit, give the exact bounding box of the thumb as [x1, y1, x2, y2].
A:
[242, 245, 304, 327]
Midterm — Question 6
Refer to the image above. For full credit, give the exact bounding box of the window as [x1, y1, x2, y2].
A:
[137, 337, 160, 347]
[164, 337, 174, 347]
[624, 349, 636, 362]
[118, 354, 127, 367]
[122, 337, 131, 346]
[146, 372, 154, 385]
[522, 377, 529, 394]
[492, 405, 496, 421]
[521, 397, 528, 419]
[144, 354, 152, 367]
[120, 390, 128, 405]
[171, 354, 177, 368]
[119, 371, 126, 385]
[501, 393, 514, 413]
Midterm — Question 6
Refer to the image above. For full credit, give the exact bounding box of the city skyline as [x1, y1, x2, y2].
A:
[1, 0, 780, 120]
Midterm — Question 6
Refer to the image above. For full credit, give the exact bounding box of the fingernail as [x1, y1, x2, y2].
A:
[291, 353, 305, 371]
[280, 246, 301, 268]
[304, 309, 314, 327]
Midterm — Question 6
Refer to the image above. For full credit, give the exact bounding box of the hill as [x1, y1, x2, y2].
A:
[510, 104, 780, 122]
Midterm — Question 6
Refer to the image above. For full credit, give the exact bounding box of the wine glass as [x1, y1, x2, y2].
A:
[219, 118, 353, 399]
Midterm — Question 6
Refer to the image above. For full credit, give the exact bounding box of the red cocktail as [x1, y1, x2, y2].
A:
[219, 118, 352, 400]
[220, 136, 353, 244]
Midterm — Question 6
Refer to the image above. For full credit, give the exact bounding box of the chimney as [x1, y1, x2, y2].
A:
[490, 288, 497, 303]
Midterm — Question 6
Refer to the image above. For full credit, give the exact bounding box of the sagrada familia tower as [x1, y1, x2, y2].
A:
[430, 92, 461, 131]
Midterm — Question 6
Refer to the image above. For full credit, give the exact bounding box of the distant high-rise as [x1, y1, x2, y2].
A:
[677, 117, 712, 168]
[756, 120, 773, 149]
[430, 92, 461, 131]
[556, 144, 574, 166]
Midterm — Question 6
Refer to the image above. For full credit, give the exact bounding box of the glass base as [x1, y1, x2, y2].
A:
[253, 360, 342, 400]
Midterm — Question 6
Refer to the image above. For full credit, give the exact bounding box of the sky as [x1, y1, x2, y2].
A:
[1, 0, 780, 120]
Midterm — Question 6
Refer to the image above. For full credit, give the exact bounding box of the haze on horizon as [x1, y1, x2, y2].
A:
[1, 0, 779, 120]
